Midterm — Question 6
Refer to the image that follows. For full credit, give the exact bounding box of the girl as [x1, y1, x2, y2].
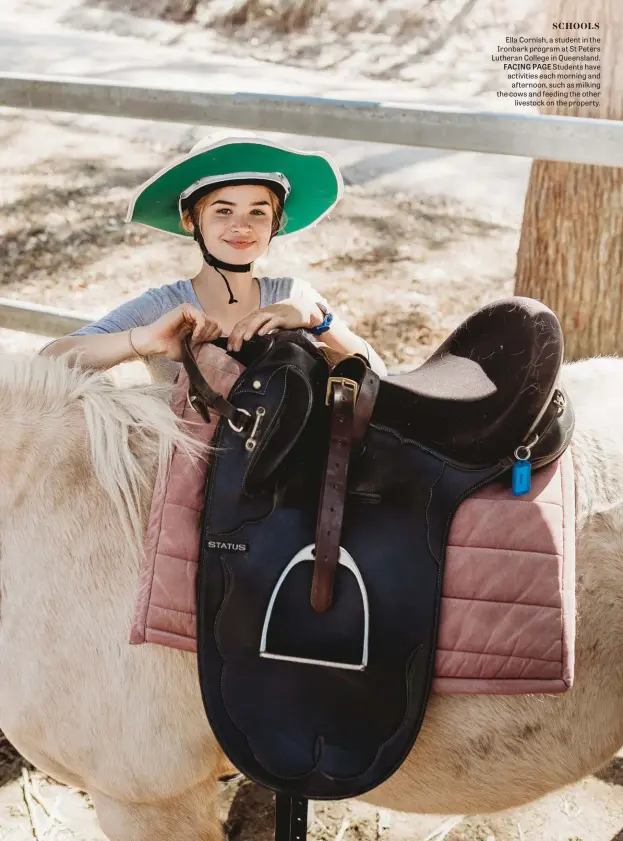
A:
[42, 132, 386, 379]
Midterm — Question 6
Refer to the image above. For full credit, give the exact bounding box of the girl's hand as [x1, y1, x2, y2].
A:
[227, 299, 323, 352]
[131, 304, 222, 361]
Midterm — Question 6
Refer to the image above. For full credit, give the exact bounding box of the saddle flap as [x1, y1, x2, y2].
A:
[244, 367, 314, 492]
[237, 336, 330, 494]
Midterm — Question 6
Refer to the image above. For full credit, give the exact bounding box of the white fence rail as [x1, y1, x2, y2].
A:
[2, 72, 623, 167]
[2, 71, 623, 337]
[0, 299, 91, 338]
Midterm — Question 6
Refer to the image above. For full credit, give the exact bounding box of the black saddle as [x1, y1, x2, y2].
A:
[184, 297, 574, 841]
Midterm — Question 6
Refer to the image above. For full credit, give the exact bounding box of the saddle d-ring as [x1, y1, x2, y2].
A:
[514, 431, 540, 462]
[259, 544, 369, 672]
[228, 408, 252, 434]
[186, 390, 251, 433]
[187, 389, 201, 413]
[187, 389, 211, 423]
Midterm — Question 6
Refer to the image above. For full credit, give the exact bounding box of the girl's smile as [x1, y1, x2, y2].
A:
[224, 239, 257, 249]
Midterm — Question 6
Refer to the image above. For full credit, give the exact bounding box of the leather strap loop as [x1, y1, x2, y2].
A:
[327, 357, 379, 448]
[181, 336, 251, 431]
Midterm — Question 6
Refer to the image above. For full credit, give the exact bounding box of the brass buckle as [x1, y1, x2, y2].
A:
[325, 377, 359, 406]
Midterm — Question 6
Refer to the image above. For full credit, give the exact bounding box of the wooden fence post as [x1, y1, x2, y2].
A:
[515, 0, 623, 359]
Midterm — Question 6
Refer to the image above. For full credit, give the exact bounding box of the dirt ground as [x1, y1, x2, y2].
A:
[1, 1, 623, 839]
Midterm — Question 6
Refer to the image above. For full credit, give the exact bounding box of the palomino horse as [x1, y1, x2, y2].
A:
[0, 350, 621, 841]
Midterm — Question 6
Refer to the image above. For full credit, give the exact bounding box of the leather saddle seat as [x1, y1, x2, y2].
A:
[374, 297, 564, 465]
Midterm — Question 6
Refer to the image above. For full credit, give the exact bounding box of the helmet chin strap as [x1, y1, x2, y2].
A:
[189, 205, 250, 304]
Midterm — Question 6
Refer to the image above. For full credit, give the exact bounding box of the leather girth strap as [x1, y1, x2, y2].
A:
[275, 794, 308, 841]
[311, 360, 380, 613]
[311, 378, 356, 613]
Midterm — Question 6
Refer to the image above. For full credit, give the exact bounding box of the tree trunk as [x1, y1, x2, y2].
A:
[515, 0, 623, 360]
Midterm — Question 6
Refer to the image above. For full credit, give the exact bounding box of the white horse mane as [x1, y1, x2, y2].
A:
[0, 352, 204, 552]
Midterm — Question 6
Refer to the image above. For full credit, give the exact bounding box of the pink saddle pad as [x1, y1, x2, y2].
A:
[131, 344, 576, 695]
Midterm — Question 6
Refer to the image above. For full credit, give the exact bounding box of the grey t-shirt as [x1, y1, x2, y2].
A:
[71, 276, 327, 381]
[72, 276, 299, 335]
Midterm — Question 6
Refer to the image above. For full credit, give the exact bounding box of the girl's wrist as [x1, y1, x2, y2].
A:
[308, 302, 324, 328]
[307, 302, 333, 335]
[128, 326, 152, 359]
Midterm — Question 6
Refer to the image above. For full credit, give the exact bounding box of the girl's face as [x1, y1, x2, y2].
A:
[198, 184, 278, 265]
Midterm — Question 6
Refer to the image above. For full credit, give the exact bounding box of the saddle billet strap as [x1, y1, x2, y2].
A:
[328, 356, 380, 448]
[311, 378, 356, 613]
[181, 336, 251, 431]
[309, 357, 379, 612]
[275, 794, 308, 841]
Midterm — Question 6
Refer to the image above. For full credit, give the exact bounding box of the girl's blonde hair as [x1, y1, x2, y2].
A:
[181, 186, 287, 239]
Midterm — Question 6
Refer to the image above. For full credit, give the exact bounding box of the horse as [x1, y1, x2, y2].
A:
[0, 349, 622, 841]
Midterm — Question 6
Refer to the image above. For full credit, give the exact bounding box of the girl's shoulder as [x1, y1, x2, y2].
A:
[258, 276, 296, 305]
[259, 276, 327, 305]
[149, 279, 197, 307]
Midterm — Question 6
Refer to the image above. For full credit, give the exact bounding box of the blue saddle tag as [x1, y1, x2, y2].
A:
[512, 459, 531, 496]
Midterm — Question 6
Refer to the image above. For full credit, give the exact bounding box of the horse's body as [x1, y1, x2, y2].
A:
[0, 352, 621, 840]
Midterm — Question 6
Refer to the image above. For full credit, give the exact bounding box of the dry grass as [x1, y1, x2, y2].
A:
[215, 0, 328, 32]
[86, 0, 455, 36]
[82, 0, 536, 84]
